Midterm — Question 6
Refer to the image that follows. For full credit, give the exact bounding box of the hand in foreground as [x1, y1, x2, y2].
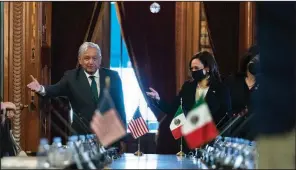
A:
[27, 75, 41, 92]
[146, 87, 160, 101]
[1, 102, 16, 111]
[1, 102, 16, 119]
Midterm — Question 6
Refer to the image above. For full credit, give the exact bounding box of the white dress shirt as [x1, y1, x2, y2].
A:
[195, 86, 209, 101]
[84, 70, 100, 97]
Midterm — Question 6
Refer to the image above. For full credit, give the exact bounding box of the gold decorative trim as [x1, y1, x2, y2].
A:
[199, 3, 212, 54]
[11, 2, 24, 145]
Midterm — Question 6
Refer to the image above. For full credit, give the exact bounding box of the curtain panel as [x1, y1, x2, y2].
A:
[203, 2, 240, 78]
[116, 2, 180, 154]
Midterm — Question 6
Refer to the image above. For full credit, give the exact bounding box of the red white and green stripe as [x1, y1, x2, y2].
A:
[170, 105, 186, 139]
[181, 98, 218, 149]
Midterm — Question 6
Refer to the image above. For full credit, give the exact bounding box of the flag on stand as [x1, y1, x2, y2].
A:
[128, 106, 149, 139]
[90, 87, 126, 147]
[181, 98, 218, 149]
[170, 105, 186, 139]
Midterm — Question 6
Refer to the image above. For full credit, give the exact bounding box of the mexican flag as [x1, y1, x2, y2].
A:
[170, 105, 186, 139]
[181, 98, 218, 149]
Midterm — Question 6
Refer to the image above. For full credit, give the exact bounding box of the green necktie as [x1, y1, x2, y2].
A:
[89, 76, 99, 105]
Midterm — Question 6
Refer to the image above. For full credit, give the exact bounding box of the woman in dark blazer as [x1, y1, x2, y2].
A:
[224, 45, 260, 140]
[147, 51, 232, 153]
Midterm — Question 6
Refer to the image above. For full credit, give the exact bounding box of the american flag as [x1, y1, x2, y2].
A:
[91, 87, 126, 147]
[128, 107, 149, 139]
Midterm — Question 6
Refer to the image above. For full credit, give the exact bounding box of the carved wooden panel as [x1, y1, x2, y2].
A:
[4, 2, 51, 152]
[3, 2, 26, 146]
[41, 2, 52, 47]
[199, 3, 213, 54]
[39, 2, 52, 140]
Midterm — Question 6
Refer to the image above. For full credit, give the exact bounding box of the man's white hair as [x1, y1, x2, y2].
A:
[78, 42, 101, 57]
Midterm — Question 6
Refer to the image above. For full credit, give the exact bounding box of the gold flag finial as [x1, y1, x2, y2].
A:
[105, 76, 111, 89]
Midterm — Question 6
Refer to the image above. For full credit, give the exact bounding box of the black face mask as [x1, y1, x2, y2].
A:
[248, 55, 260, 75]
[192, 69, 206, 82]
[248, 63, 258, 75]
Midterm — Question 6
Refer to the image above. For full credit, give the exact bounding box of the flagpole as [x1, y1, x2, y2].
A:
[176, 98, 185, 157]
[134, 99, 143, 156]
[134, 137, 143, 156]
[176, 137, 185, 157]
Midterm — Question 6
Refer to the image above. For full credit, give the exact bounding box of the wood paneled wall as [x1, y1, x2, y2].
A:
[3, 2, 51, 152]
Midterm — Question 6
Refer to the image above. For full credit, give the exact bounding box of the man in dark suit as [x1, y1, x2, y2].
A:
[27, 42, 127, 150]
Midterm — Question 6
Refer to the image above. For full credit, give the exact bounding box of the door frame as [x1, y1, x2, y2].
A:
[3, 2, 42, 152]
[0, 2, 4, 97]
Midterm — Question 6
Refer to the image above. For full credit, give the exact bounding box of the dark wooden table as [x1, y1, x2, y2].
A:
[109, 153, 208, 169]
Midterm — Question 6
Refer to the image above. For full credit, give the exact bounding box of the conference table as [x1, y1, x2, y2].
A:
[1, 153, 208, 169]
[110, 153, 207, 169]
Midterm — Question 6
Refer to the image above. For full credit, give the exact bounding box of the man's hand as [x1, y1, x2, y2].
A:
[1, 102, 16, 111]
[27, 75, 41, 92]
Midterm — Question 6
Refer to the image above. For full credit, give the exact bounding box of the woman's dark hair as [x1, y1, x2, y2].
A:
[240, 45, 259, 74]
[0, 118, 18, 157]
[189, 51, 221, 82]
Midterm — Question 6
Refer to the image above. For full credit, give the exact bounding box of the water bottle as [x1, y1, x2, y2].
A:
[85, 134, 90, 141]
[67, 136, 78, 154]
[72, 135, 79, 143]
[232, 138, 240, 148]
[37, 138, 50, 156]
[86, 135, 95, 154]
[52, 137, 63, 148]
[48, 137, 63, 167]
[90, 135, 96, 147]
[223, 147, 233, 166]
[36, 138, 50, 168]
[209, 155, 217, 169]
[243, 150, 255, 169]
[79, 135, 88, 153]
[224, 137, 229, 145]
[79, 135, 86, 142]
[62, 136, 77, 166]
[67, 136, 84, 169]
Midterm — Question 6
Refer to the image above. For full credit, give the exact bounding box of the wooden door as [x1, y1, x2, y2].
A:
[3, 2, 51, 153]
[39, 2, 52, 142]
